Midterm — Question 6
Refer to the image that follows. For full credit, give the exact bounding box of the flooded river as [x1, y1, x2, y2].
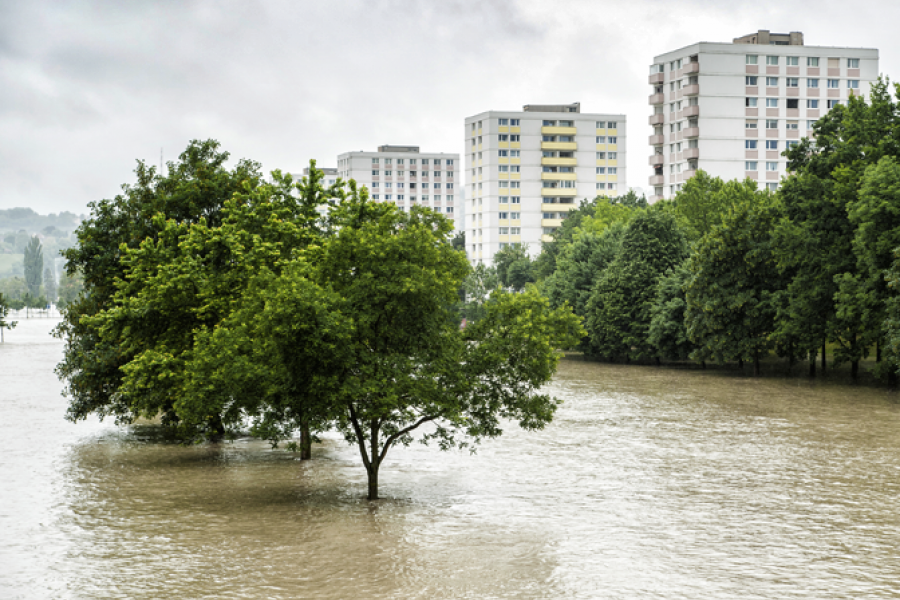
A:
[3, 318, 900, 599]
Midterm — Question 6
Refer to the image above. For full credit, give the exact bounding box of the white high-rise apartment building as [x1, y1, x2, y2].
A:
[648, 30, 878, 200]
[465, 103, 626, 265]
[337, 145, 460, 227]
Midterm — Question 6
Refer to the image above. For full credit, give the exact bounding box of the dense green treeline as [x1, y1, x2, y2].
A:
[503, 77, 900, 380]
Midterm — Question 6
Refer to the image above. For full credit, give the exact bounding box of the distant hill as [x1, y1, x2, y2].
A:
[0, 207, 85, 234]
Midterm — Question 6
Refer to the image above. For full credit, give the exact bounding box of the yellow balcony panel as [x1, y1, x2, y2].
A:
[542, 234, 555, 243]
[478, 143, 483, 151]
[596, 144, 607, 151]
[478, 128, 482, 136]
[596, 175, 607, 181]
[542, 219, 563, 228]
[608, 175, 618, 182]
[499, 234, 509, 242]
[542, 203, 577, 212]
[510, 158, 521, 165]
[542, 157, 577, 166]
[499, 173, 509, 179]
[608, 159, 618, 167]
[541, 141, 577, 151]
[498, 126, 509, 133]
[499, 219, 509, 226]
[541, 172, 577, 181]
[596, 128, 607, 135]
[510, 220, 521, 227]
[509, 235, 522, 243]
[499, 142, 509, 148]
[499, 203, 510, 210]
[510, 142, 521, 149]
[596, 159, 608, 166]
[510, 127, 520, 134]
[510, 173, 521, 180]
[608, 144, 618, 151]
[498, 157, 509, 164]
[607, 129, 618, 136]
[542, 126, 577, 135]
[541, 188, 577, 197]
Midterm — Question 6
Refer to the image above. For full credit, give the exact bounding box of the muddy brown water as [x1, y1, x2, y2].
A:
[2, 318, 900, 599]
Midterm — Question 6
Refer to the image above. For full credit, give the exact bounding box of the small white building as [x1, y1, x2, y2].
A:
[464, 103, 627, 265]
[337, 145, 460, 229]
[649, 30, 879, 200]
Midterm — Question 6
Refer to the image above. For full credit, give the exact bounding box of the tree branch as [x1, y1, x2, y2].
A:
[378, 413, 440, 464]
[346, 401, 370, 470]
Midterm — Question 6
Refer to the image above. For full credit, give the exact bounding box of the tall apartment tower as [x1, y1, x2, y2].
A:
[465, 103, 626, 265]
[648, 30, 878, 200]
[337, 145, 460, 228]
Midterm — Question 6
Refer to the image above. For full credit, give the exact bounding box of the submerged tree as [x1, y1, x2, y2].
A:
[0, 293, 16, 342]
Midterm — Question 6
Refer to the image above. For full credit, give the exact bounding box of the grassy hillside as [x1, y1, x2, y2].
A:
[0, 254, 23, 277]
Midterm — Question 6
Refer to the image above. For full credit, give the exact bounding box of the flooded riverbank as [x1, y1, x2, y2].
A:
[3, 318, 900, 598]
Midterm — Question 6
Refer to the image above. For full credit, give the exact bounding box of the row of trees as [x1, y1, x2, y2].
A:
[56, 140, 583, 500]
[501, 78, 900, 380]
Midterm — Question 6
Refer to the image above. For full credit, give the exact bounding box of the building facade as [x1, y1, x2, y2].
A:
[648, 30, 878, 200]
[464, 103, 627, 265]
[337, 145, 459, 228]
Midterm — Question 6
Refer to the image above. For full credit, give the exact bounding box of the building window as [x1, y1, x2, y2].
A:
[498, 150, 508, 157]
[767, 183, 779, 192]
[827, 79, 840, 89]
[421, 159, 429, 165]
[372, 158, 379, 164]
[372, 194, 379, 200]
[787, 78, 799, 87]
[372, 170, 379, 176]
[607, 183, 617, 190]
[746, 97, 758, 107]
[499, 227, 509, 235]
[766, 55, 779, 65]
[746, 76, 758, 85]
[787, 99, 798, 109]
[787, 141, 799, 149]
[447, 159, 454, 166]
[807, 99, 819, 109]
[848, 58, 860, 68]
[766, 162, 778, 171]
[510, 150, 520, 157]
[848, 80, 859, 89]
[510, 119, 520, 126]
[765, 119, 778, 129]
[828, 99, 841, 108]
[786, 121, 799, 130]
[786, 56, 799, 66]
[807, 57, 819, 67]
[434, 195, 441, 202]
[766, 140, 778, 150]
[608, 136, 617, 144]
[498, 165, 508, 172]
[596, 136, 606, 143]
[397, 194, 404, 200]
[510, 196, 520, 204]
[510, 181, 520, 188]
[499, 181, 509, 188]
[807, 78, 819, 88]
[385, 194, 392, 200]
[608, 167, 617, 174]
[511, 212, 520, 219]
[746, 120, 758, 129]
[596, 167, 606, 174]
[498, 118, 509, 126]
[607, 121, 617, 128]
[499, 134, 509, 142]
[410, 159, 416, 165]
[766, 77, 778, 86]
[766, 98, 778, 108]
[371, 182, 379, 188]
[746, 55, 758, 65]
[807, 120, 817, 129]
[746, 161, 758, 171]
[384, 170, 392, 176]
[510, 135, 520, 142]
[608, 152, 617, 159]
[746, 140, 758, 149]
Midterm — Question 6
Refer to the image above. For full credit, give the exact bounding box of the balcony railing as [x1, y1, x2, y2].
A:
[649, 93, 665, 105]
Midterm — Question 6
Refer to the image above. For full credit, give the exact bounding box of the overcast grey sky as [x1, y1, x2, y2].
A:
[2, 0, 898, 214]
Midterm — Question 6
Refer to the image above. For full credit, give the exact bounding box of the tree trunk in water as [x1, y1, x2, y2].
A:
[809, 349, 816, 377]
[367, 419, 380, 500]
[821, 340, 827, 374]
[877, 339, 882, 363]
[889, 369, 898, 389]
[754, 351, 761, 377]
[851, 359, 859, 380]
[367, 463, 379, 501]
[738, 358, 744, 370]
[300, 420, 312, 460]
[209, 414, 226, 441]
[655, 356, 661, 367]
